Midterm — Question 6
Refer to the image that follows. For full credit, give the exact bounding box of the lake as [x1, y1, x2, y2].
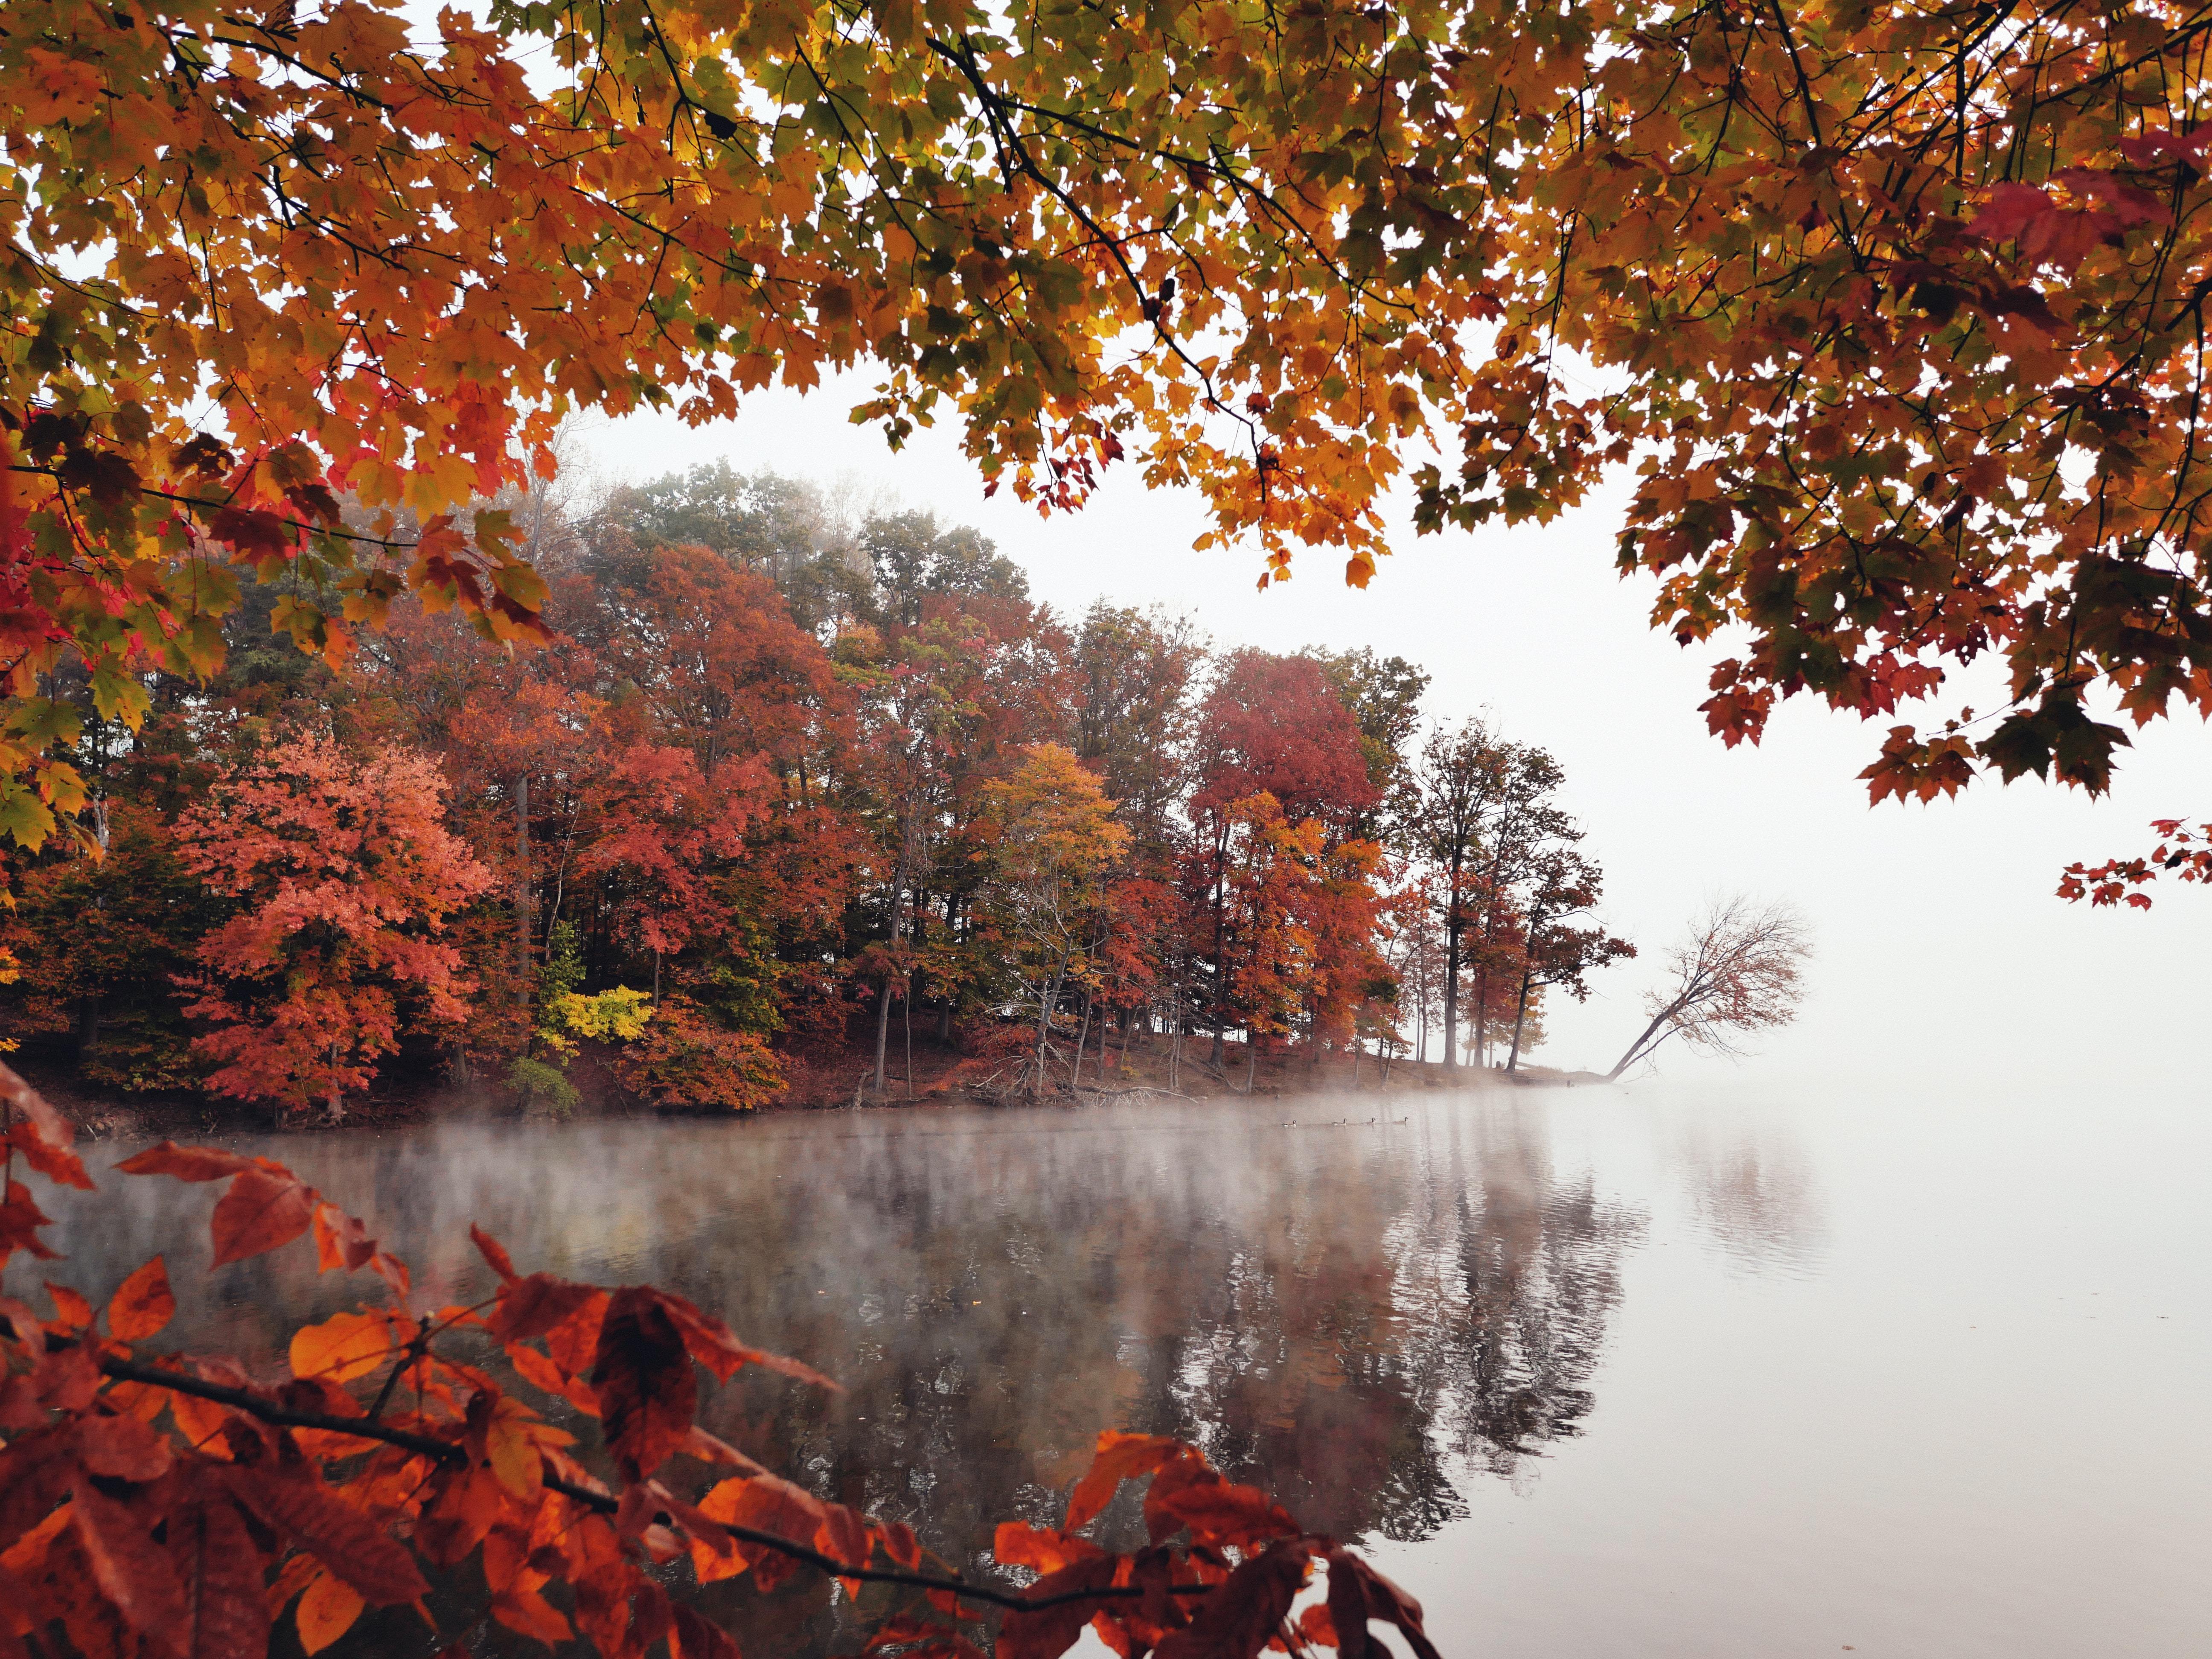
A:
[34, 1079, 2210, 1657]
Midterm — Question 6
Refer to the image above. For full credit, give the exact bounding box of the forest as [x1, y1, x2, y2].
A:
[0, 463, 1635, 1122]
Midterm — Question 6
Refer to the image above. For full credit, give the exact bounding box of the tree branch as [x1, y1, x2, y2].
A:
[90, 1353, 1208, 1615]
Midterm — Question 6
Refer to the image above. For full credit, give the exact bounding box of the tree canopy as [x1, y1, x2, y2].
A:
[9, 0, 2207, 837]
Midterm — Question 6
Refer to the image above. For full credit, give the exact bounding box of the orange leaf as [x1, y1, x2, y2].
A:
[105, 1256, 174, 1342]
[491, 1583, 572, 1647]
[41, 1281, 92, 1336]
[296, 1567, 365, 1655]
[290, 1309, 398, 1384]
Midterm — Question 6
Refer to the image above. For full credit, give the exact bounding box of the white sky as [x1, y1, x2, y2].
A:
[581, 380, 2210, 1091]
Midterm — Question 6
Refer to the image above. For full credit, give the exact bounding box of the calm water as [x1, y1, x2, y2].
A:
[32, 1081, 2210, 1657]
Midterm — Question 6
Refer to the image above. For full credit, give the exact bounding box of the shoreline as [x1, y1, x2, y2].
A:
[20, 1036, 1612, 1142]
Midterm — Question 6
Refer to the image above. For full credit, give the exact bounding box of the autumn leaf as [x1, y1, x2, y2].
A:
[114, 1142, 253, 1182]
[41, 1281, 92, 1336]
[71, 1479, 190, 1646]
[998, 1555, 1124, 1659]
[166, 1492, 273, 1659]
[670, 1603, 743, 1659]
[106, 1256, 175, 1342]
[491, 1272, 604, 1345]
[295, 1566, 365, 1655]
[470, 1222, 519, 1284]
[692, 1474, 826, 1592]
[221, 1466, 429, 1604]
[75, 1412, 173, 1482]
[289, 1310, 399, 1385]
[591, 1286, 698, 1481]
[1065, 1431, 1184, 1531]
[210, 1165, 320, 1266]
[1153, 1542, 1311, 1659]
[490, 1582, 573, 1647]
[1328, 1550, 1441, 1659]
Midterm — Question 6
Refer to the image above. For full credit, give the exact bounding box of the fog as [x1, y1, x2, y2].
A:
[580, 384, 2209, 1093]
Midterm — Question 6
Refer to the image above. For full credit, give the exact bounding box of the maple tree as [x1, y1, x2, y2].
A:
[173, 732, 491, 1122]
[0, 1069, 1443, 1659]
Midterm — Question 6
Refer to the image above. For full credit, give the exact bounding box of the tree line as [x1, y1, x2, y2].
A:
[1, 463, 1656, 1118]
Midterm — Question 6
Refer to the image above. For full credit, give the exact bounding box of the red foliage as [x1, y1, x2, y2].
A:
[174, 734, 492, 1119]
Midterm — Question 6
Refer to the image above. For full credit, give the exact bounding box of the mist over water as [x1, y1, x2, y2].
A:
[35, 1081, 2209, 1657]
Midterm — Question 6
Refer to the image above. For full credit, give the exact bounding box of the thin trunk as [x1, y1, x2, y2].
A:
[1507, 963, 1534, 1072]
[1441, 846, 1463, 1069]
[904, 992, 914, 1100]
[1243, 1035, 1258, 1094]
[515, 773, 532, 1010]
[1034, 965, 1065, 1098]
[874, 978, 895, 1095]
[1208, 824, 1229, 1070]
[1073, 992, 1093, 1088]
[875, 804, 919, 1093]
[1607, 1000, 1679, 1081]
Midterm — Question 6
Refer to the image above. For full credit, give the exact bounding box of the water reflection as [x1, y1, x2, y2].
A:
[1673, 1117, 1828, 1278]
[38, 1094, 1647, 1652]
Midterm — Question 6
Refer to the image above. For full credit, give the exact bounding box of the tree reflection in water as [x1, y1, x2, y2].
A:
[42, 1094, 1643, 1654]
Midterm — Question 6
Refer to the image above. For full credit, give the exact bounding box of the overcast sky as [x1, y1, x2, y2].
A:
[579, 381, 2208, 1092]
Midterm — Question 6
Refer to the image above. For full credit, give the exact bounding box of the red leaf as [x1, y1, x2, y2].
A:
[693, 1473, 826, 1593]
[169, 1491, 273, 1659]
[3, 1122, 91, 1192]
[42, 1280, 92, 1336]
[649, 1286, 840, 1390]
[221, 1465, 429, 1604]
[591, 1286, 697, 1480]
[76, 1412, 173, 1481]
[995, 1522, 1105, 1576]
[72, 1479, 190, 1644]
[670, 1602, 743, 1659]
[491, 1273, 603, 1345]
[1143, 1452, 1298, 1552]
[115, 1142, 251, 1182]
[998, 1556, 1123, 1659]
[1334, 1552, 1440, 1659]
[1153, 1541, 1311, 1659]
[1066, 1432, 1183, 1531]
[311, 1205, 376, 1274]
[0, 1064, 88, 1188]
[469, 1223, 519, 1284]
[210, 1166, 318, 1266]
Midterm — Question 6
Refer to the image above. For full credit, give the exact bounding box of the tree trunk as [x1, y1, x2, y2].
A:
[1208, 824, 1229, 1070]
[874, 977, 895, 1095]
[1441, 847, 1463, 1069]
[515, 773, 532, 1011]
[74, 997, 101, 1063]
[1606, 1002, 1679, 1081]
[1034, 966, 1064, 1099]
[1243, 1035, 1257, 1094]
[1507, 964, 1534, 1073]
